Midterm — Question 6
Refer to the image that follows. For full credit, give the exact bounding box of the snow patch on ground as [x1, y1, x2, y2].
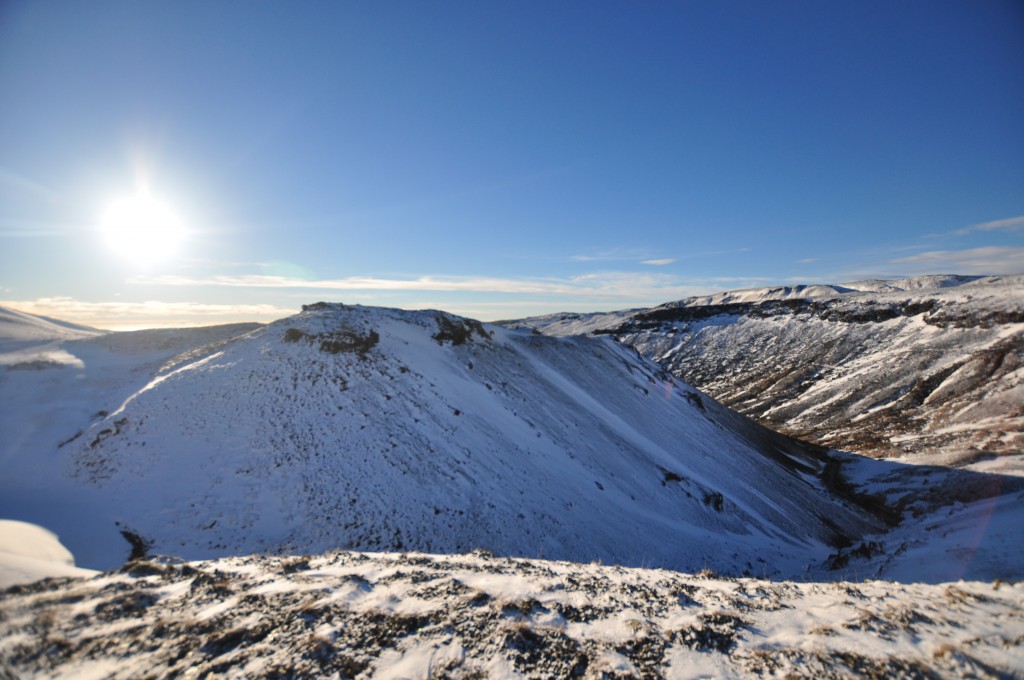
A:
[0, 520, 96, 587]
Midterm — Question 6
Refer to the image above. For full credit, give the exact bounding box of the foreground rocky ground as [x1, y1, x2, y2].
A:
[2, 550, 1022, 679]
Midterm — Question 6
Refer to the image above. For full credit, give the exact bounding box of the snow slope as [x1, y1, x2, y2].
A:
[512, 275, 1024, 473]
[2, 550, 1021, 679]
[0, 305, 102, 345]
[58, 303, 881, 577]
[0, 520, 96, 587]
[3, 301, 1021, 585]
[814, 451, 1024, 583]
[0, 313, 263, 569]
[2, 296, 1021, 677]
[0, 304, 105, 371]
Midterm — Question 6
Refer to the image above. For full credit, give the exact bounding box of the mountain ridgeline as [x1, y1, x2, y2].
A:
[511, 275, 1024, 472]
[66, 303, 880, 576]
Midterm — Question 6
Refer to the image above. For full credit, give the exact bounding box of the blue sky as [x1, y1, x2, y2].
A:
[1, 1, 1022, 328]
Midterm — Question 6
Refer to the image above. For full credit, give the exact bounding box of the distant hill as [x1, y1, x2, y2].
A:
[0, 305, 104, 344]
[510, 275, 1024, 473]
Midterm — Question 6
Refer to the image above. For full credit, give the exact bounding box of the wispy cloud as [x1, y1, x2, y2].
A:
[131, 271, 718, 300]
[137, 274, 580, 295]
[797, 257, 818, 264]
[0, 167, 60, 203]
[570, 246, 758, 264]
[128, 270, 801, 322]
[568, 250, 646, 263]
[887, 246, 1024, 274]
[0, 297, 294, 330]
[953, 215, 1024, 236]
[3, 271, 733, 329]
[567, 247, 679, 265]
[0, 218, 89, 238]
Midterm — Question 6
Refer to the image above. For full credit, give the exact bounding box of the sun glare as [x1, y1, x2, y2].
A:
[100, 191, 186, 264]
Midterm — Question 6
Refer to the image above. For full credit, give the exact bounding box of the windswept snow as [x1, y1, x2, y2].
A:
[0, 520, 96, 587]
[0, 305, 105, 370]
[0, 314, 263, 569]
[0, 306, 103, 345]
[2, 550, 1021, 679]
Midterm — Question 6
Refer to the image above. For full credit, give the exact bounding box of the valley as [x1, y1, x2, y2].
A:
[512, 275, 1024, 474]
[1, 276, 1022, 678]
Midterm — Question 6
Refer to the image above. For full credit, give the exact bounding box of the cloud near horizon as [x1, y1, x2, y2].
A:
[888, 246, 1024, 274]
[131, 271, 719, 300]
[4, 271, 735, 330]
[0, 297, 294, 331]
[952, 215, 1024, 236]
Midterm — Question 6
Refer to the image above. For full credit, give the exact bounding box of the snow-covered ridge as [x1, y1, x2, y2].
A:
[0, 305, 104, 344]
[1, 293, 1021, 678]
[3, 300, 1021, 587]
[0, 305, 107, 370]
[511, 275, 1024, 472]
[2, 549, 1021, 679]
[508, 275, 1022, 335]
[0, 314, 267, 569]
[662, 274, 1000, 307]
[62, 302, 884, 577]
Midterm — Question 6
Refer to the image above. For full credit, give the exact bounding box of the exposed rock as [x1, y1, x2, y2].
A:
[2, 550, 1020, 679]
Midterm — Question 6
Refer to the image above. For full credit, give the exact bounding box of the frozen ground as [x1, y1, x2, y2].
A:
[2, 549, 1021, 679]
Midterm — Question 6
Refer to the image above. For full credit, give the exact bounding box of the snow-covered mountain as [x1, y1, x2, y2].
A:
[2, 300, 1023, 678]
[0, 310, 264, 569]
[0, 305, 105, 371]
[2, 300, 1020, 585]
[50, 303, 888, 577]
[3, 549, 1022, 679]
[510, 275, 1024, 474]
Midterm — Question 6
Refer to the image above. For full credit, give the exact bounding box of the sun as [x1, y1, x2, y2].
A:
[100, 190, 186, 264]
